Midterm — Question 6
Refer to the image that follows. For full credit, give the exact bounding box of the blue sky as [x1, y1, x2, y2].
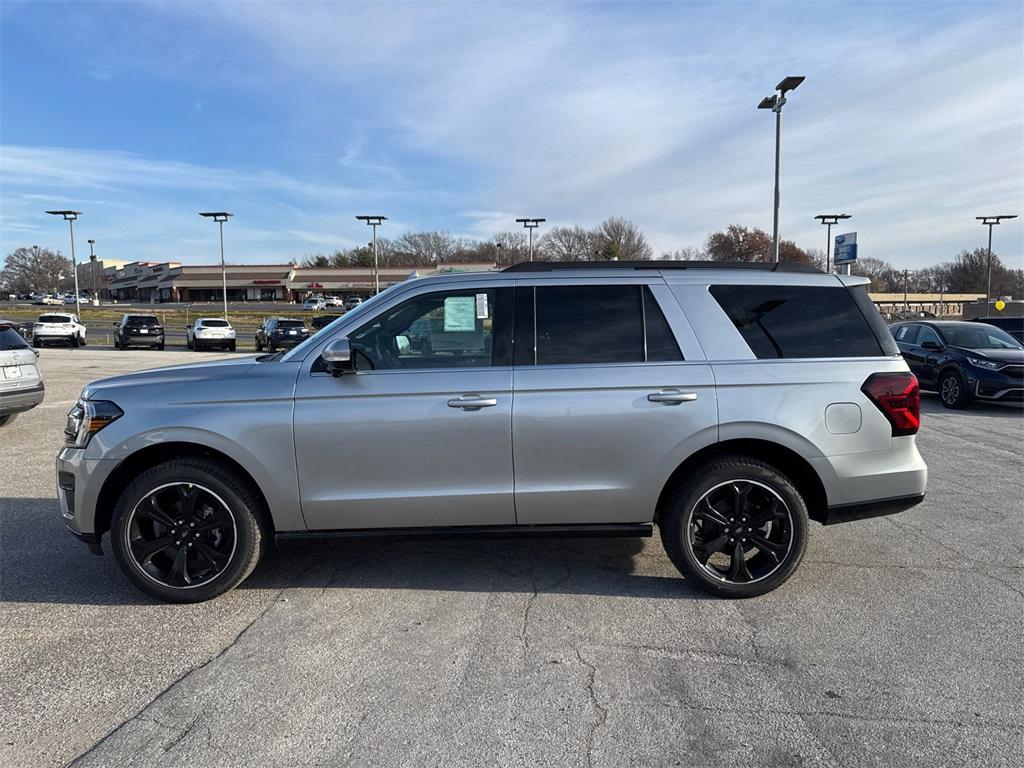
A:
[1, 0, 1022, 268]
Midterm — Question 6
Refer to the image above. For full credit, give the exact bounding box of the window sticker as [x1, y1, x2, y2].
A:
[476, 293, 489, 320]
[444, 296, 477, 332]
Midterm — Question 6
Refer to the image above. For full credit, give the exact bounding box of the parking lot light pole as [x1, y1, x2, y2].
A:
[356, 216, 387, 294]
[976, 215, 1018, 307]
[758, 76, 804, 263]
[45, 210, 83, 317]
[87, 239, 98, 302]
[814, 214, 851, 273]
[515, 218, 546, 261]
[199, 212, 233, 320]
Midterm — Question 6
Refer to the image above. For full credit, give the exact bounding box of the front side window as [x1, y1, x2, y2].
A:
[710, 284, 886, 359]
[515, 284, 682, 366]
[349, 287, 511, 370]
[917, 326, 942, 347]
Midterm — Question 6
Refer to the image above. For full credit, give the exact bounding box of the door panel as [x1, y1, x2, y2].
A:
[511, 363, 717, 524]
[294, 368, 514, 530]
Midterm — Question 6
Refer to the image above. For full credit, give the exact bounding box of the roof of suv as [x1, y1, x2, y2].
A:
[503, 260, 822, 273]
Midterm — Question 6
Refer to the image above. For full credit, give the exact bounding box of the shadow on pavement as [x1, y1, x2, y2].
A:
[1, 496, 706, 606]
[920, 393, 1023, 419]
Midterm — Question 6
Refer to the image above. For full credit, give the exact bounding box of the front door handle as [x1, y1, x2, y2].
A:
[647, 389, 698, 404]
[448, 394, 498, 411]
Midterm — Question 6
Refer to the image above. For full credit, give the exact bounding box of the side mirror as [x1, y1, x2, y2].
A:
[112, 321, 119, 327]
[323, 338, 354, 377]
[921, 340, 943, 351]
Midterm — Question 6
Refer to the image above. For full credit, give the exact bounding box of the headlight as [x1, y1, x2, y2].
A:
[967, 356, 1002, 371]
[64, 399, 123, 447]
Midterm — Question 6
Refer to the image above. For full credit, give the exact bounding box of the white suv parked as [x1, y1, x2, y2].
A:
[1, 320, 43, 426]
[33, 312, 87, 348]
[186, 318, 237, 351]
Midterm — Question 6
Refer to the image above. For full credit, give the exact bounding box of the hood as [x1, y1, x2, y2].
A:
[954, 347, 1024, 365]
[82, 356, 259, 400]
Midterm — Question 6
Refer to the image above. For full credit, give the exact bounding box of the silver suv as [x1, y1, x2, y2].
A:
[56, 262, 927, 602]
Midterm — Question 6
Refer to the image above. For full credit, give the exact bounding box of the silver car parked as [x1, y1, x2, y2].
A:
[56, 262, 927, 602]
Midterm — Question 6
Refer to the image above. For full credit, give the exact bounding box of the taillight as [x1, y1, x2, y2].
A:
[862, 372, 920, 436]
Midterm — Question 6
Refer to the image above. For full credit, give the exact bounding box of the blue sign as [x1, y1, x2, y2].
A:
[834, 232, 858, 264]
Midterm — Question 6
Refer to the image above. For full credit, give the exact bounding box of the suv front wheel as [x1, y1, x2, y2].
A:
[660, 456, 809, 598]
[111, 458, 267, 603]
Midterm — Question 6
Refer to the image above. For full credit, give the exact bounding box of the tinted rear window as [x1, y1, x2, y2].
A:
[1, 326, 29, 350]
[38, 315, 71, 323]
[127, 316, 159, 325]
[710, 284, 888, 359]
[277, 320, 305, 328]
[200, 319, 230, 327]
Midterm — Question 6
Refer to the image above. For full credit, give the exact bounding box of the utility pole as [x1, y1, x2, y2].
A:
[976, 215, 1018, 308]
[515, 218, 546, 261]
[814, 214, 851, 273]
[356, 216, 387, 294]
[199, 212, 233, 320]
[45, 210, 83, 316]
[758, 76, 805, 262]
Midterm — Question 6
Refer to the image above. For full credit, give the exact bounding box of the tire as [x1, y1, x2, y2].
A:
[939, 370, 970, 409]
[79, 334, 86, 347]
[268, 340, 277, 353]
[186, 337, 193, 350]
[70, 334, 80, 348]
[0, 414, 15, 427]
[156, 342, 165, 350]
[255, 338, 262, 352]
[33, 338, 42, 348]
[110, 458, 268, 603]
[660, 456, 809, 598]
[228, 341, 236, 352]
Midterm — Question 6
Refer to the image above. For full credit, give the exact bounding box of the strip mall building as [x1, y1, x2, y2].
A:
[95, 262, 497, 303]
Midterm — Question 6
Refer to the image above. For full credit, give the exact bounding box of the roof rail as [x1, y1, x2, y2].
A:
[502, 260, 822, 274]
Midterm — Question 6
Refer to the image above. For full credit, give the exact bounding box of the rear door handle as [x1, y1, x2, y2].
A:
[647, 389, 698, 404]
[447, 394, 498, 411]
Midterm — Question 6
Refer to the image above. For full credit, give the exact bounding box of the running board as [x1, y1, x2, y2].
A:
[276, 523, 653, 542]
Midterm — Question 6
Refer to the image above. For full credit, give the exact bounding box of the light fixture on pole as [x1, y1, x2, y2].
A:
[515, 218, 546, 261]
[975, 215, 1018, 307]
[814, 214, 851, 273]
[87, 239, 98, 303]
[45, 210, 83, 317]
[356, 216, 387, 294]
[199, 212, 233, 320]
[758, 75, 804, 263]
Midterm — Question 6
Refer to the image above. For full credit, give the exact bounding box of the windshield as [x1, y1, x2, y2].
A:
[38, 315, 71, 323]
[281, 281, 407, 362]
[127, 315, 159, 326]
[942, 324, 1022, 350]
[1, 326, 29, 350]
[200, 319, 230, 327]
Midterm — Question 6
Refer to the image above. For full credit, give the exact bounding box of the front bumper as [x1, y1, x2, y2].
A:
[55, 447, 119, 548]
[0, 382, 44, 415]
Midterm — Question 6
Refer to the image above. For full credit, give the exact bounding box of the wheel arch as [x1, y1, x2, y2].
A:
[94, 441, 275, 539]
[656, 438, 829, 525]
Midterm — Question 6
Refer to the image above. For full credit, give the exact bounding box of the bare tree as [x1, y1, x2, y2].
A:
[662, 245, 707, 260]
[539, 226, 595, 261]
[0, 246, 72, 293]
[593, 217, 652, 260]
[706, 225, 815, 265]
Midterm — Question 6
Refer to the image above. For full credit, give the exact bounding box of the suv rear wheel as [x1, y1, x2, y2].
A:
[111, 458, 267, 603]
[660, 456, 809, 598]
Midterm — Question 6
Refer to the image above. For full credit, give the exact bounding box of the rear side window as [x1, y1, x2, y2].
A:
[517, 284, 683, 366]
[709, 284, 888, 359]
[1, 326, 29, 350]
[894, 325, 919, 344]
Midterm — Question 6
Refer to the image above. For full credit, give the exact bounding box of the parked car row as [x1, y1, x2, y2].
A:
[890, 318, 1024, 409]
[302, 296, 363, 311]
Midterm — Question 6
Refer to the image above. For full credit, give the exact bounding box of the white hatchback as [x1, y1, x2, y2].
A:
[33, 312, 87, 347]
[0, 320, 43, 426]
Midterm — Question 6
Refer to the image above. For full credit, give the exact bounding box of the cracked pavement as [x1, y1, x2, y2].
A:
[2, 348, 1022, 767]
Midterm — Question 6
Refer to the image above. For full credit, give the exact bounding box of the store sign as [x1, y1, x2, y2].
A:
[308, 282, 324, 289]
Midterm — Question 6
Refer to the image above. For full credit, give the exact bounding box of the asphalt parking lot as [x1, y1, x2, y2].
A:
[1, 348, 1021, 767]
